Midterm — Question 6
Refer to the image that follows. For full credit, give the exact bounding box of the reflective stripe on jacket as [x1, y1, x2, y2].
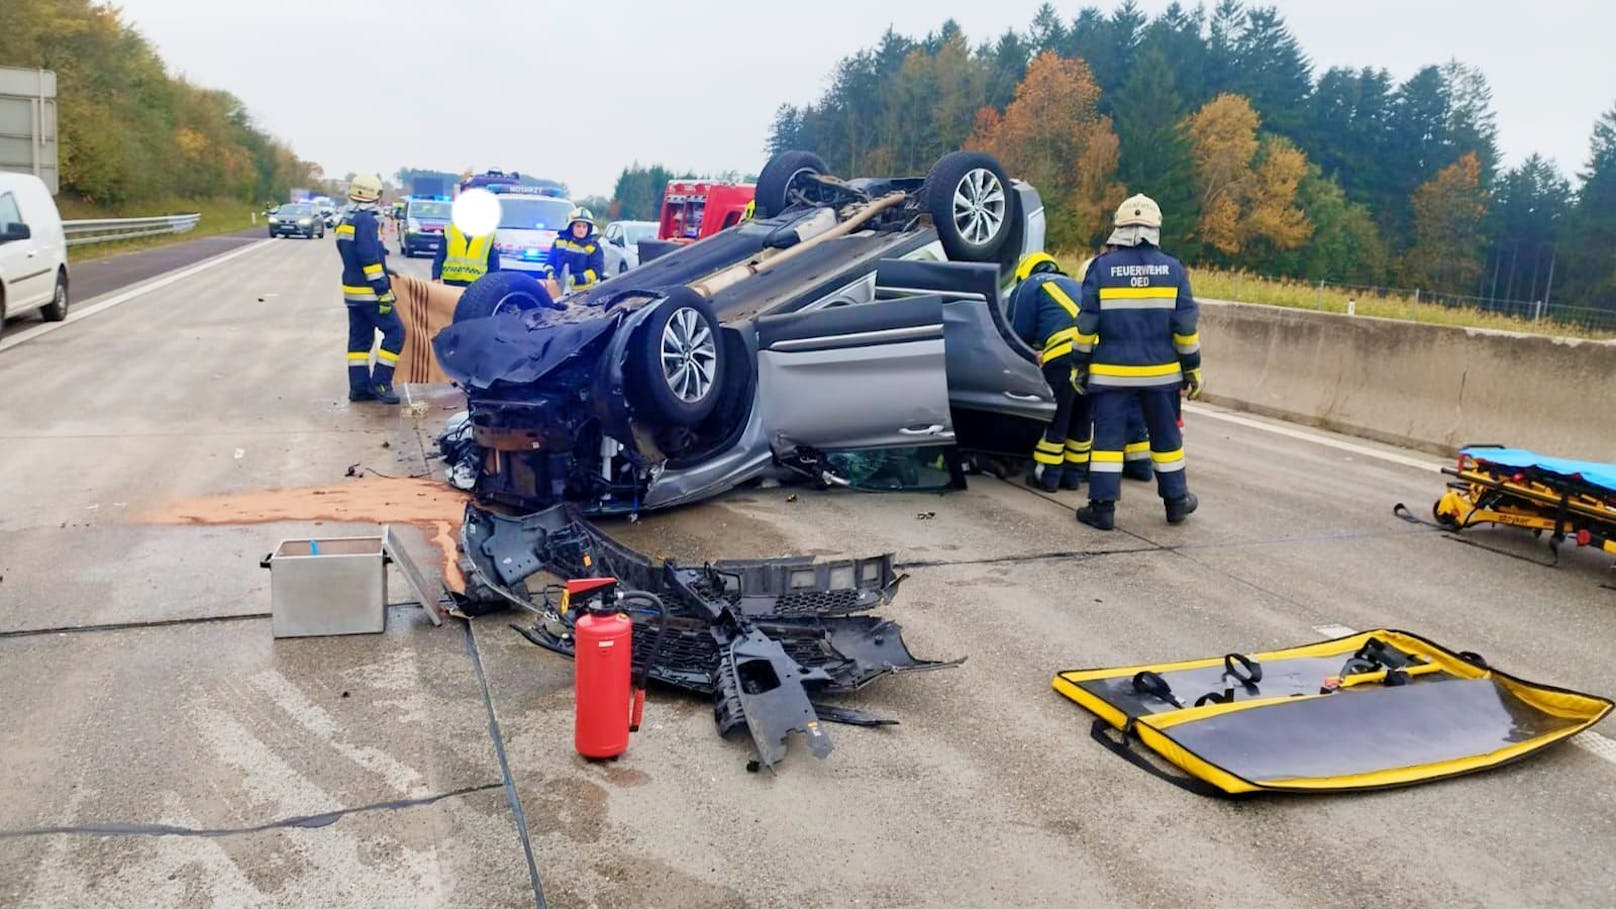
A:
[436, 224, 498, 285]
[336, 207, 391, 304]
[547, 233, 604, 289]
[1076, 244, 1199, 388]
[1006, 272, 1081, 367]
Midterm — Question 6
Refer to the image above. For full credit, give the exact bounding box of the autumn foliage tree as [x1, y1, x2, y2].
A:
[1402, 152, 1489, 291]
[1183, 93, 1311, 256]
[968, 51, 1123, 248]
[0, 0, 316, 207]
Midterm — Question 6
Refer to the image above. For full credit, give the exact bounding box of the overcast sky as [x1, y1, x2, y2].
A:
[115, 0, 1614, 198]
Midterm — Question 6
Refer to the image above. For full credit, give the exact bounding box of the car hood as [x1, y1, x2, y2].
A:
[433, 307, 621, 389]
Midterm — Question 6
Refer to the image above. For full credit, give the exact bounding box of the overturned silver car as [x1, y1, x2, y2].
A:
[435, 150, 1056, 516]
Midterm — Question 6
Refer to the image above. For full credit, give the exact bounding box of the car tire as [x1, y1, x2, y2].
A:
[923, 151, 1016, 263]
[617, 260, 628, 275]
[754, 150, 828, 219]
[40, 272, 68, 322]
[452, 271, 557, 323]
[629, 288, 724, 426]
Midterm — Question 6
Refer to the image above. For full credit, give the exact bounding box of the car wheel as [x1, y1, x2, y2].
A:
[755, 150, 828, 219]
[452, 271, 558, 323]
[40, 272, 68, 322]
[924, 151, 1016, 263]
[630, 288, 724, 426]
[617, 260, 628, 274]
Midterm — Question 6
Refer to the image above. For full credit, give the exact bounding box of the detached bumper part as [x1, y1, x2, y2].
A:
[461, 503, 961, 768]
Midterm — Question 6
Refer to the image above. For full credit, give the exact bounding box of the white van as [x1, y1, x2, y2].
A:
[0, 172, 70, 341]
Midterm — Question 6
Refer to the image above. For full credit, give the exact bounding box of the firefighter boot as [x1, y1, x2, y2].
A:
[1060, 465, 1086, 491]
[370, 381, 401, 405]
[1165, 492, 1199, 525]
[1076, 500, 1116, 531]
[1026, 464, 1061, 493]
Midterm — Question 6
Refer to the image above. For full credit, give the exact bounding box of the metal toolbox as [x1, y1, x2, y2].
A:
[262, 536, 387, 638]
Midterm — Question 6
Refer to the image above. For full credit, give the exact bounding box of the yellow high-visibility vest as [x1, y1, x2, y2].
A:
[441, 224, 494, 284]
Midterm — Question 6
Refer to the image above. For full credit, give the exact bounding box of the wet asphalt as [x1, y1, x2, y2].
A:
[1, 236, 1613, 908]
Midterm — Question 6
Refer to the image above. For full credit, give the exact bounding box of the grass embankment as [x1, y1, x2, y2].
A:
[55, 197, 260, 262]
[1052, 251, 1612, 340]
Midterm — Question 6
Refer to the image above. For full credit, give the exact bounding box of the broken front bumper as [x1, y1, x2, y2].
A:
[459, 503, 961, 768]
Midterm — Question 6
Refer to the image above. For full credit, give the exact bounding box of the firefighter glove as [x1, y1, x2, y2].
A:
[1183, 367, 1204, 401]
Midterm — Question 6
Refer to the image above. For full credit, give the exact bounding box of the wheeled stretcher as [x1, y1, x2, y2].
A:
[1430, 446, 1616, 565]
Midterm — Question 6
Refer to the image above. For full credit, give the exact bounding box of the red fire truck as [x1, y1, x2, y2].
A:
[656, 180, 755, 243]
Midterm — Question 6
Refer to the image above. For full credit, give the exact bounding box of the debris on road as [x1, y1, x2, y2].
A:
[458, 502, 962, 769]
[1056, 629, 1612, 796]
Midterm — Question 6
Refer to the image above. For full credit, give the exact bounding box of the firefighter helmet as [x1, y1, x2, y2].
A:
[1113, 194, 1162, 229]
[1014, 252, 1062, 282]
[567, 207, 595, 230]
[347, 173, 383, 203]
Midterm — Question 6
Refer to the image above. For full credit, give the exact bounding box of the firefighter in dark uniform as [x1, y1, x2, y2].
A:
[336, 173, 405, 405]
[1077, 252, 1155, 484]
[1074, 194, 1204, 530]
[1008, 252, 1090, 491]
[546, 207, 605, 291]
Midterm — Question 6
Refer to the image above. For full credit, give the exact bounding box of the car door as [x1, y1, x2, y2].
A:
[0, 189, 49, 312]
[754, 294, 954, 452]
[601, 223, 623, 272]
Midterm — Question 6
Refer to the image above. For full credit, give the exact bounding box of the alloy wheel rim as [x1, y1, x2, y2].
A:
[660, 308, 717, 404]
[952, 167, 1007, 245]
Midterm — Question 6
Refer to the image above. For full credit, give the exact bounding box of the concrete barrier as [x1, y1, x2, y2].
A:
[1197, 298, 1616, 459]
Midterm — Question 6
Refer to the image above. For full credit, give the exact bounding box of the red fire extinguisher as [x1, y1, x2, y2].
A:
[568, 577, 667, 760]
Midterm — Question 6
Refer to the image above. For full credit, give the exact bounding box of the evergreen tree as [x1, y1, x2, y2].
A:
[1225, 6, 1312, 140]
[1563, 105, 1616, 310]
[1113, 46, 1201, 259]
[1485, 155, 1570, 302]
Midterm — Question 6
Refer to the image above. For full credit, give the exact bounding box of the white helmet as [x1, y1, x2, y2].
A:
[1108, 193, 1162, 247]
[347, 173, 383, 203]
[1114, 194, 1162, 229]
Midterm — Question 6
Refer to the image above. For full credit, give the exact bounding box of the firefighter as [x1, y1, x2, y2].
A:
[335, 173, 404, 405]
[1008, 252, 1089, 492]
[1074, 194, 1203, 530]
[1077, 250, 1154, 484]
[433, 220, 500, 286]
[547, 207, 605, 291]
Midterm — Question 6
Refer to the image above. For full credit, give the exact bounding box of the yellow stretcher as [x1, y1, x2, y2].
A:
[1054, 630, 1611, 796]
[1428, 446, 1616, 565]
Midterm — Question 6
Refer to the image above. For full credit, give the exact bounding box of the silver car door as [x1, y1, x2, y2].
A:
[755, 294, 954, 452]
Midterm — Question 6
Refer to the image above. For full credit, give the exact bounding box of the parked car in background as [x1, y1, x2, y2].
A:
[267, 202, 324, 239]
[600, 220, 658, 275]
[0, 171, 70, 342]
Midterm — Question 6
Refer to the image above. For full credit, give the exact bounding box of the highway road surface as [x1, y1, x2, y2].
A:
[1, 235, 1613, 909]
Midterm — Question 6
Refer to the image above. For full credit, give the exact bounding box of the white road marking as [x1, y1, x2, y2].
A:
[0, 239, 274, 352]
[1312, 624, 1360, 638]
[1183, 402, 1444, 473]
[1308, 622, 1616, 767]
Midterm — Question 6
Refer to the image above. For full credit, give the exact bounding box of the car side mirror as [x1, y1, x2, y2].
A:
[0, 222, 30, 243]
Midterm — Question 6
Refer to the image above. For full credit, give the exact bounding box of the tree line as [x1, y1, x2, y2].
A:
[0, 0, 318, 208]
[766, 2, 1615, 312]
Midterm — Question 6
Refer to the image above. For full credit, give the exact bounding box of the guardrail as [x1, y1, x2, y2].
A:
[62, 213, 201, 247]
